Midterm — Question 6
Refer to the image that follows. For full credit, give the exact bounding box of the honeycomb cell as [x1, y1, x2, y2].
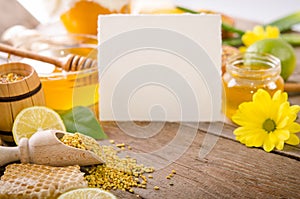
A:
[0, 163, 88, 198]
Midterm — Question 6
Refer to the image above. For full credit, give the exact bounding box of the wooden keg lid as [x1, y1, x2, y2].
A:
[0, 62, 42, 99]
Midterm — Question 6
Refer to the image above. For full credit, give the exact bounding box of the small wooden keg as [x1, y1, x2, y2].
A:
[0, 62, 45, 143]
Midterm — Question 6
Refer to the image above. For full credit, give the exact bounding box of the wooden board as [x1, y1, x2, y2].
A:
[101, 121, 300, 199]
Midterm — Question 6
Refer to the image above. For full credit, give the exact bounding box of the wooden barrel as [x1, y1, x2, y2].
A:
[0, 62, 45, 143]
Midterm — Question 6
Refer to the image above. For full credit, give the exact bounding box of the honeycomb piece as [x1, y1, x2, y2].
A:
[0, 163, 88, 199]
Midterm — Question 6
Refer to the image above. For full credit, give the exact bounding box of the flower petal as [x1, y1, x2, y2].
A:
[253, 89, 271, 102]
[275, 140, 284, 150]
[232, 103, 264, 128]
[285, 134, 300, 145]
[263, 135, 275, 152]
[253, 89, 272, 116]
[272, 90, 287, 103]
[276, 116, 289, 129]
[236, 135, 246, 144]
[253, 26, 264, 35]
[233, 127, 248, 136]
[274, 129, 290, 141]
[276, 102, 290, 127]
[289, 122, 300, 133]
[269, 132, 279, 144]
[265, 26, 280, 38]
[249, 130, 267, 147]
[242, 32, 257, 47]
[290, 105, 300, 115]
[245, 135, 257, 147]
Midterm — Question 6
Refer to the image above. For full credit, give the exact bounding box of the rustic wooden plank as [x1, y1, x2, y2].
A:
[100, 121, 300, 199]
[183, 122, 300, 160]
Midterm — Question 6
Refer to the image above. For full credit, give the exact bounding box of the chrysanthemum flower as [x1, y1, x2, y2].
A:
[232, 89, 300, 152]
[241, 25, 280, 50]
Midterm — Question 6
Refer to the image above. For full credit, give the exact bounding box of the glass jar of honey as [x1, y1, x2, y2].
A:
[222, 52, 284, 119]
[13, 34, 99, 117]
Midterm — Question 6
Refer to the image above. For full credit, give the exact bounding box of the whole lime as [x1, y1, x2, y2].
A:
[246, 38, 296, 81]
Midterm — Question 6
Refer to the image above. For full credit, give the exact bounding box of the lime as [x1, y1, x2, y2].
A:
[58, 188, 117, 199]
[12, 106, 66, 145]
[246, 38, 296, 81]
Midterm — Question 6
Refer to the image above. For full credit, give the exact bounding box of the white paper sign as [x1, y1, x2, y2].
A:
[98, 14, 222, 122]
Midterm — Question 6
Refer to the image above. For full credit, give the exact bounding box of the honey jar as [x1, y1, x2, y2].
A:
[222, 52, 284, 119]
[13, 34, 99, 117]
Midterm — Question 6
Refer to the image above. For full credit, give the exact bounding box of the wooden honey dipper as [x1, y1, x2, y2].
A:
[0, 43, 97, 71]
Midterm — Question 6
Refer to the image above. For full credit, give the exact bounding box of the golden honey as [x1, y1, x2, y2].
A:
[39, 47, 99, 115]
[222, 52, 284, 119]
[17, 34, 99, 116]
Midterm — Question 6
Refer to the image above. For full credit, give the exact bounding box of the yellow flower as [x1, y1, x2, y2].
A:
[241, 25, 280, 47]
[232, 89, 300, 152]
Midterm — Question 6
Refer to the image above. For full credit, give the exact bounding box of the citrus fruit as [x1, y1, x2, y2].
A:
[60, 1, 129, 35]
[246, 38, 296, 81]
[12, 106, 66, 145]
[58, 188, 117, 199]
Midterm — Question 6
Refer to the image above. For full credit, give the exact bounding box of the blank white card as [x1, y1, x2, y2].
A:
[98, 14, 222, 122]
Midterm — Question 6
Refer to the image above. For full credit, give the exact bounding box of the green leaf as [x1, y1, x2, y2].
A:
[176, 6, 199, 14]
[221, 23, 245, 36]
[267, 11, 300, 32]
[222, 37, 243, 47]
[176, 6, 245, 36]
[281, 33, 300, 46]
[59, 106, 107, 140]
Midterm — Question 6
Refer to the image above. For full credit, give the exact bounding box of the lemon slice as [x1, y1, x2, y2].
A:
[12, 106, 66, 145]
[58, 188, 117, 199]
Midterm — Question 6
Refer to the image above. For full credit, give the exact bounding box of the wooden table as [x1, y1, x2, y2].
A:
[101, 120, 300, 199]
[0, 4, 300, 198]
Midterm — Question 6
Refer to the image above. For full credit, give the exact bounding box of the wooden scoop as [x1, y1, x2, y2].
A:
[0, 43, 97, 71]
[0, 130, 104, 166]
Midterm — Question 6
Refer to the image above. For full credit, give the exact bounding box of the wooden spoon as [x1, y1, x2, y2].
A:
[0, 130, 104, 166]
[284, 82, 300, 93]
[0, 43, 97, 71]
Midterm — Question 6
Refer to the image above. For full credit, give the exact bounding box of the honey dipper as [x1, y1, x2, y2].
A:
[0, 130, 104, 166]
[0, 43, 97, 71]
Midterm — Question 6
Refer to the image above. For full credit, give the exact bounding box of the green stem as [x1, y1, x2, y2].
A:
[176, 6, 199, 14]
[222, 23, 245, 36]
[176, 6, 245, 36]
[267, 11, 300, 32]
[222, 37, 243, 47]
[281, 33, 300, 46]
